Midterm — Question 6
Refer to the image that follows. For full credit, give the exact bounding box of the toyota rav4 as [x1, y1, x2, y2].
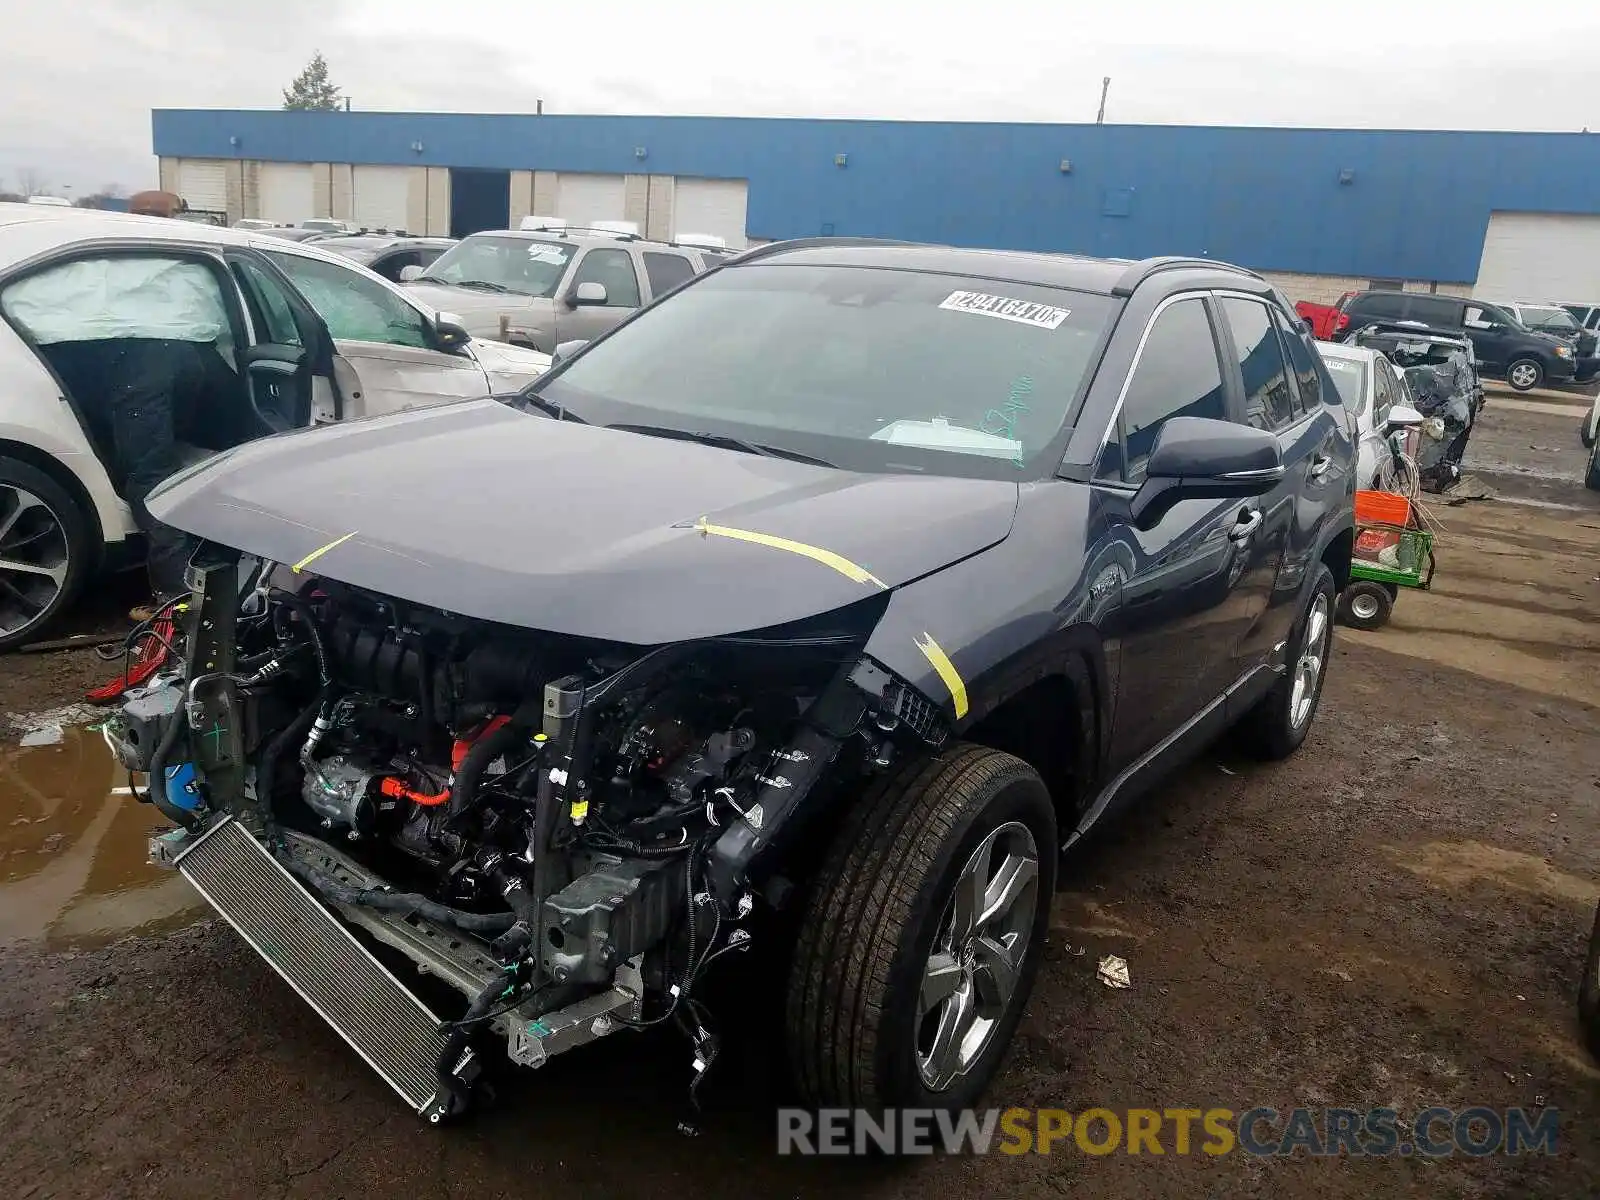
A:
[111, 241, 1355, 1125]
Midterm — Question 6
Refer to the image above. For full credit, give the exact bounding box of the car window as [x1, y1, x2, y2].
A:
[533, 262, 1120, 481]
[264, 251, 431, 349]
[1463, 304, 1499, 329]
[1349, 292, 1406, 321]
[642, 251, 697, 296]
[1322, 355, 1366, 415]
[421, 235, 574, 298]
[1221, 297, 1297, 432]
[1517, 304, 1579, 333]
[1403, 295, 1458, 327]
[1371, 359, 1396, 424]
[1101, 297, 1227, 484]
[231, 258, 303, 346]
[572, 248, 642, 308]
[1275, 310, 1325, 412]
[371, 250, 420, 283]
[1, 254, 232, 347]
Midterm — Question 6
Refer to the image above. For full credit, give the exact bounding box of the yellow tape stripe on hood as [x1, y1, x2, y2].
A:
[292, 530, 358, 573]
[693, 517, 886, 588]
[914, 632, 969, 719]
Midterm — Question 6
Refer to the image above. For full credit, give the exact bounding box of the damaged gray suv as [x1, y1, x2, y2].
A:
[114, 239, 1355, 1125]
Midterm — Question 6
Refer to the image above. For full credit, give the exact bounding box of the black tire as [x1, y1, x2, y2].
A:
[1579, 901, 1600, 1062]
[1506, 357, 1544, 392]
[786, 743, 1057, 1111]
[0, 456, 94, 652]
[1236, 562, 1336, 761]
[1336, 580, 1393, 631]
[1586, 439, 1600, 492]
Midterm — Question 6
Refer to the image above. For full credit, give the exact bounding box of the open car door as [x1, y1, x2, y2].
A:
[223, 250, 347, 430]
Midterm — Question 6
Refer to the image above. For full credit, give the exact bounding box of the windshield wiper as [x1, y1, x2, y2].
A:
[516, 391, 588, 423]
[606, 423, 835, 468]
[449, 279, 516, 293]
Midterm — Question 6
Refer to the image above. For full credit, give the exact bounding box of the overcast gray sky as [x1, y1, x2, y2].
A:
[6, 0, 1600, 194]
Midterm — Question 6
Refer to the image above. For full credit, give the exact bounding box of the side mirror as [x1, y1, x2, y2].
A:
[1384, 403, 1424, 430]
[553, 339, 588, 364]
[434, 312, 471, 352]
[399, 264, 425, 282]
[1130, 417, 1285, 529]
[568, 281, 608, 308]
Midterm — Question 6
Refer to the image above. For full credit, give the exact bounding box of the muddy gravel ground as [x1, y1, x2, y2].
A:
[3, 411, 1599, 1198]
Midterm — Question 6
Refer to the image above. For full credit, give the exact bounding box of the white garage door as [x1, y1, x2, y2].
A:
[1474, 212, 1600, 301]
[177, 160, 228, 212]
[352, 166, 411, 232]
[556, 173, 626, 227]
[258, 163, 313, 224]
[673, 177, 748, 249]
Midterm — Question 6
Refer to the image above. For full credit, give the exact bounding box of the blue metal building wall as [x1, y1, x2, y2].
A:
[152, 110, 1600, 282]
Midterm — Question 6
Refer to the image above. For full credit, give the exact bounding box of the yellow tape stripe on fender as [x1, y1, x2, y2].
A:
[292, 530, 359, 573]
[914, 632, 969, 720]
[693, 517, 887, 588]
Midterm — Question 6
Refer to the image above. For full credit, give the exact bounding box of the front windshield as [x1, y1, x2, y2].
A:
[1322, 355, 1367, 414]
[528, 262, 1119, 479]
[1520, 305, 1579, 332]
[420, 235, 574, 297]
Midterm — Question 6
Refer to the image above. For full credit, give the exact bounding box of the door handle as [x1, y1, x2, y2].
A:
[1228, 509, 1263, 543]
[1307, 452, 1333, 480]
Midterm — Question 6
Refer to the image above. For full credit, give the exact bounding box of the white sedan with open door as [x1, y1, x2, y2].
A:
[0, 203, 551, 649]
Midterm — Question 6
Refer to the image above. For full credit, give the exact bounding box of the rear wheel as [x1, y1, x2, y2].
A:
[1586, 439, 1600, 492]
[1237, 563, 1335, 760]
[0, 457, 93, 651]
[786, 744, 1056, 1110]
[1336, 580, 1394, 631]
[1506, 358, 1543, 392]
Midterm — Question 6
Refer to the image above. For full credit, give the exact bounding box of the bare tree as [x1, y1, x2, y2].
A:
[15, 167, 47, 197]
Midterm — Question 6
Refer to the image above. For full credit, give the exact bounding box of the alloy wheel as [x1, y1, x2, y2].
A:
[0, 484, 71, 642]
[1290, 592, 1331, 729]
[916, 820, 1040, 1092]
[1509, 363, 1539, 390]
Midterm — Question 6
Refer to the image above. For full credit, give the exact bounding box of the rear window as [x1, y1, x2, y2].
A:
[1404, 295, 1459, 326]
[642, 252, 697, 295]
[1347, 292, 1406, 321]
[532, 263, 1120, 479]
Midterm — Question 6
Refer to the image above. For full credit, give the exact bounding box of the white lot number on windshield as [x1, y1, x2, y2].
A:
[938, 290, 1072, 330]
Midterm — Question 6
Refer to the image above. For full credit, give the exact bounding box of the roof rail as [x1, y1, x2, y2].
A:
[517, 224, 642, 242]
[1110, 256, 1257, 297]
[723, 236, 919, 265]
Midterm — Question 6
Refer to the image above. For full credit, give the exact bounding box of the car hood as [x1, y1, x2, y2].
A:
[146, 401, 1021, 643]
[403, 281, 540, 325]
[468, 338, 552, 391]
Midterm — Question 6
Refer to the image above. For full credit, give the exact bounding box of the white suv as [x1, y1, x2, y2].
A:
[0, 203, 551, 648]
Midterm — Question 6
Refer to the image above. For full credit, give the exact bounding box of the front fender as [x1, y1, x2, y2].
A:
[860, 481, 1120, 737]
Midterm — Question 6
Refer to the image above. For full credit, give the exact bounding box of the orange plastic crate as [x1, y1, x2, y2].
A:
[1355, 490, 1412, 527]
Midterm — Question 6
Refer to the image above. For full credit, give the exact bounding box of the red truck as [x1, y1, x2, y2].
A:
[1296, 293, 1358, 340]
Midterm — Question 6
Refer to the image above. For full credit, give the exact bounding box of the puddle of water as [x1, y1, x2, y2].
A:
[1387, 840, 1600, 908]
[0, 725, 203, 949]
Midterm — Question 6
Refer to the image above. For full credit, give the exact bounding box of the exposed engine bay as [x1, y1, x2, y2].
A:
[108, 550, 947, 1125]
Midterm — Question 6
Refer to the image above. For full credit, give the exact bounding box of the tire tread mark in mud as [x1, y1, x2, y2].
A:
[787, 744, 1027, 1105]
